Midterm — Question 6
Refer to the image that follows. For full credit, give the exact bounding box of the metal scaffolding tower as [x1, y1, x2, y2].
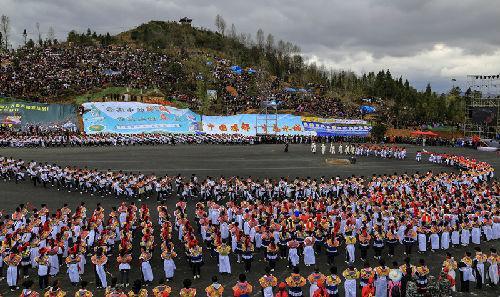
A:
[256, 99, 278, 135]
[463, 74, 500, 138]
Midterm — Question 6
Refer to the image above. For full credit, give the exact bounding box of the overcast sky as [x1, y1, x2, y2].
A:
[2, 0, 500, 92]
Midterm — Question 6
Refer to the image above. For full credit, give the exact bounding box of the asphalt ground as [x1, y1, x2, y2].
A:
[0, 143, 498, 296]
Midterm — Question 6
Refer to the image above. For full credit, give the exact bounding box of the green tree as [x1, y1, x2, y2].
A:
[371, 122, 388, 142]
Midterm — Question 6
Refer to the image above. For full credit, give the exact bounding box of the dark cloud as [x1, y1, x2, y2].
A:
[3, 0, 499, 91]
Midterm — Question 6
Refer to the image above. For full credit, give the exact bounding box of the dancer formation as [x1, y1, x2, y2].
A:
[0, 151, 498, 297]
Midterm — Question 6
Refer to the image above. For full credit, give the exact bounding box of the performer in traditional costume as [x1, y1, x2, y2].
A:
[487, 248, 499, 286]
[205, 276, 224, 297]
[65, 247, 81, 286]
[5, 248, 22, 291]
[180, 279, 197, 297]
[91, 247, 108, 289]
[152, 279, 172, 297]
[342, 265, 359, 297]
[216, 240, 231, 274]
[259, 267, 278, 297]
[442, 252, 457, 292]
[458, 251, 475, 293]
[161, 242, 176, 281]
[117, 249, 132, 287]
[286, 267, 306, 297]
[232, 274, 253, 297]
[139, 246, 154, 285]
[308, 267, 325, 297]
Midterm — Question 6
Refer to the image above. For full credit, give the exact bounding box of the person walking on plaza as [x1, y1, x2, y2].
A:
[311, 142, 317, 154]
[374, 259, 390, 297]
[329, 143, 335, 154]
[458, 251, 475, 293]
[442, 253, 457, 292]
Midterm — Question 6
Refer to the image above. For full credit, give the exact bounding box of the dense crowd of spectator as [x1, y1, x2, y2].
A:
[208, 57, 361, 117]
[1, 44, 362, 118]
[0, 45, 178, 101]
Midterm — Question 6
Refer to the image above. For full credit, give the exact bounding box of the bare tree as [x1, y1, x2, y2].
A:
[215, 15, 221, 33]
[219, 17, 226, 36]
[256, 28, 264, 50]
[238, 33, 247, 45]
[36, 22, 42, 45]
[0, 15, 10, 50]
[265, 33, 274, 53]
[47, 26, 55, 41]
[229, 23, 237, 40]
[277, 40, 286, 56]
[245, 33, 253, 47]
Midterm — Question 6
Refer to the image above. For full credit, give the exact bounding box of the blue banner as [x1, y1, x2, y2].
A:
[82, 102, 201, 134]
[302, 121, 372, 136]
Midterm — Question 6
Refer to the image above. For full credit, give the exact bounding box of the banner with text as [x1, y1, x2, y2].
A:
[202, 114, 309, 136]
[82, 102, 201, 134]
[0, 102, 77, 130]
[302, 120, 372, 136]
[301, 116, 368, 125]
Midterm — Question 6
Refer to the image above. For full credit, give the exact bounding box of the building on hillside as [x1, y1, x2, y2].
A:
[179, 17, 192, 26]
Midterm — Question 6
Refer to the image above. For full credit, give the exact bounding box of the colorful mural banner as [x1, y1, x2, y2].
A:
[202, 114, 308, 136]
[82, 102, 200, 134]
[0, 102, 77, 129]
[81, 102, 370, 136]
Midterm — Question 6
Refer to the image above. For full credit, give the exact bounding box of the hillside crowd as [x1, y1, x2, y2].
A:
[0, 45, 177, 101]
[1, 44, 361, 118]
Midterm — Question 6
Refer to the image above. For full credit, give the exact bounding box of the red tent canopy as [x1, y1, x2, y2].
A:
[411, 130, 439, 137]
